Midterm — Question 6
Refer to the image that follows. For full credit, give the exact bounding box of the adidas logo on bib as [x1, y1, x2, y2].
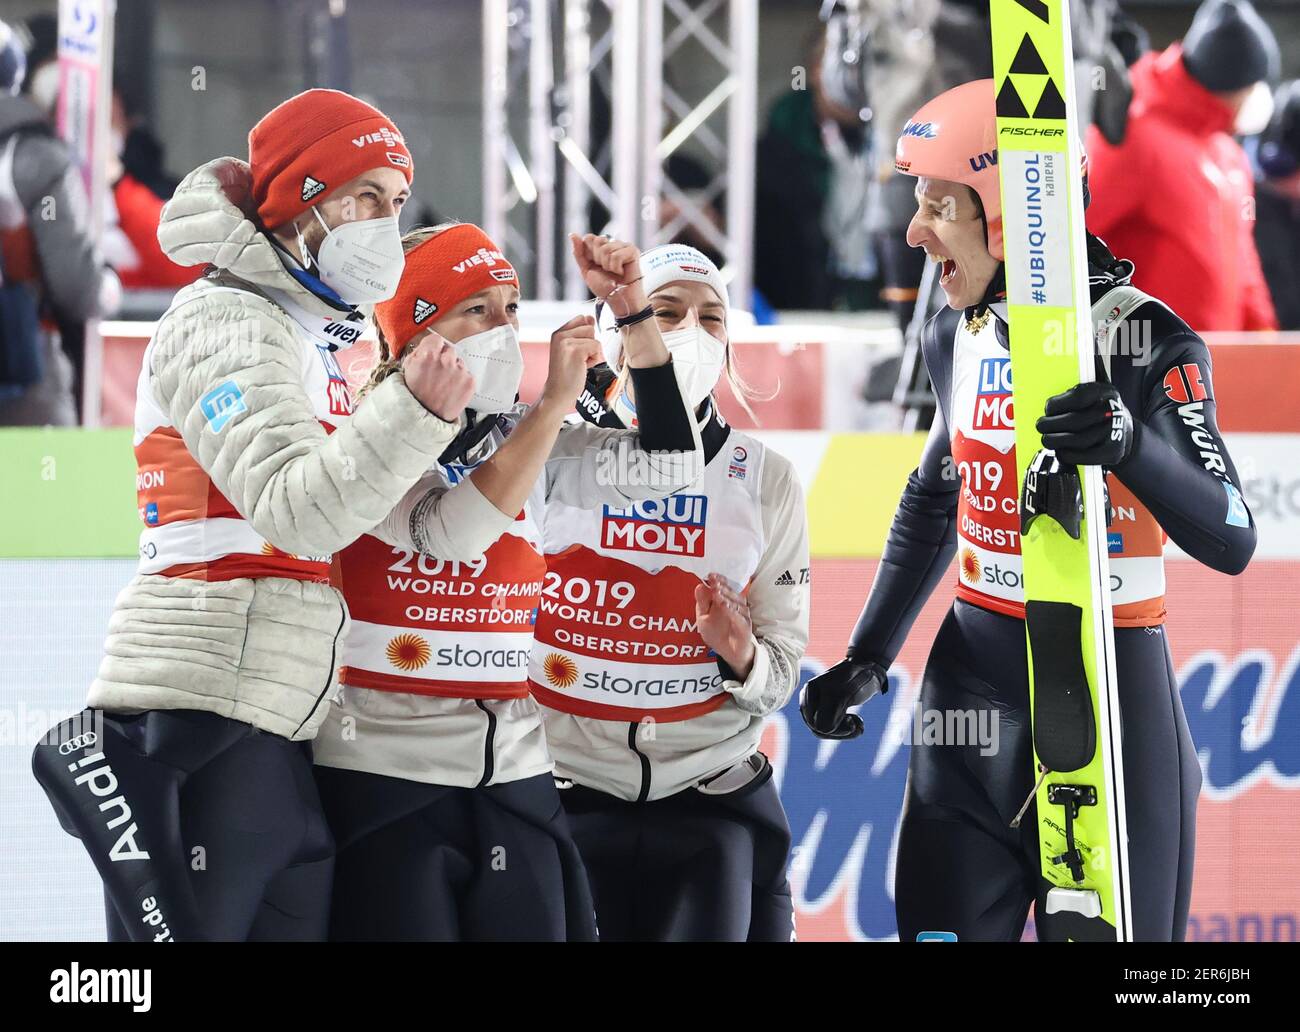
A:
[413, 298, 437, 323]
[301, 176, 326, 202]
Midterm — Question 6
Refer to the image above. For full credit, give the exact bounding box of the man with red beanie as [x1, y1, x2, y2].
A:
[37, 89, 476, 941]
[1085, 0, 1280, 332]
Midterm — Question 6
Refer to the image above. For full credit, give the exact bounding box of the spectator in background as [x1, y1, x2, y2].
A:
[106, 87, 203, 290]
[114, 82, 179, 201]
[1254, 80, 1300, 331]
[1086, 0, 1279, 333]
[753, 23, 877, 312]
[0, 18, 111, 426]
[15, 12, 56, 114]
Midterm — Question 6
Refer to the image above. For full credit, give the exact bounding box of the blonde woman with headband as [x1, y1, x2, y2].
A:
[312, 224, 703, 941]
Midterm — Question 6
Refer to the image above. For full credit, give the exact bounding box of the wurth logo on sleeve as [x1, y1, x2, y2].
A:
[1163, 362, 1226, 476]
[601, 495, 707, 556]
[1162, 362, 1210, 404]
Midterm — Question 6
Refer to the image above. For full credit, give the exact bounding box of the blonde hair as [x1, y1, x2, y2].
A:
[357, 221, 463, 401]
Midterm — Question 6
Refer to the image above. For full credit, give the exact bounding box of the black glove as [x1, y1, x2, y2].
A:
[799, 657, 888, 741]
[1036, 381, 1134, 467]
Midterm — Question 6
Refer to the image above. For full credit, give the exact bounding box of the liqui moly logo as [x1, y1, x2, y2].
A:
[601, 494, 707, 556]
[318, 346, 354, 417]
[972, 356, 1013, 430]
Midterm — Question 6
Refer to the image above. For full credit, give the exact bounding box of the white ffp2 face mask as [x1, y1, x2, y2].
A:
[660, 326, 727, 409]
[29, 63, 60, 116]
[1235, 81, 1276, 137]
[308, 207, 406, 306]
[452, 323, 524, 414]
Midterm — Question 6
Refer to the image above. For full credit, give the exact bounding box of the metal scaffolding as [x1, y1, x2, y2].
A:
[481, 0, 757, 305]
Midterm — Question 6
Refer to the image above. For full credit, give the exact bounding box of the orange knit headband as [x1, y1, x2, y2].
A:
[374, 224, 519, 358]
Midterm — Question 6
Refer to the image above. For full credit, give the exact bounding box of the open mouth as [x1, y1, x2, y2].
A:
[928, 251, 959, 286]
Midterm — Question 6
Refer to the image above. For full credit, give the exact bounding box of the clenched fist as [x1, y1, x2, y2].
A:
[799, 657, 889, 740]
[569, 233, 649, 319]
[542, 314, 602, 410]
[403, 334, 475, 422]
[1035, 381, 1135, 467]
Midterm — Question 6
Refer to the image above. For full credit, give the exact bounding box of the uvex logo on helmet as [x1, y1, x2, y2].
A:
[352, 126, 405, 148]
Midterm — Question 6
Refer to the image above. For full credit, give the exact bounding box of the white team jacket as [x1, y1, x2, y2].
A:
[87, 157, 459, 741]
[538, 410, 811, 800]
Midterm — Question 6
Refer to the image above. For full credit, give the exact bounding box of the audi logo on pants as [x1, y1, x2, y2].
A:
[59, 731, 99, 755]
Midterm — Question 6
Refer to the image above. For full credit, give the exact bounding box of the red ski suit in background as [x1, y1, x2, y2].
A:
[1085, 43, 1278, 334]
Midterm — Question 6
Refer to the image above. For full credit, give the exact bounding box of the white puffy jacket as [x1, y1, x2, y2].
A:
[87, 157, 459, 740]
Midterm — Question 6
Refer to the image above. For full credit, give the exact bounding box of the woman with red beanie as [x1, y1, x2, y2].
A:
[311, 223, 702, 941]
[36, 89, 476, 942]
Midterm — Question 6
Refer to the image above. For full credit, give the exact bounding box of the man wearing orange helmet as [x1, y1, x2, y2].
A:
[801, 79, 1257, 941]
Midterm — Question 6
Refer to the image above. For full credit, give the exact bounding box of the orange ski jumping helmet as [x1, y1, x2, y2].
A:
[895, 77, 1092, 263]
[894, 78, 1004, 262]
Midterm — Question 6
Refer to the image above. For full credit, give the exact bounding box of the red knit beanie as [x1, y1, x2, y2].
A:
[374, 225, 519, 359]
[248, 88, 414, 229]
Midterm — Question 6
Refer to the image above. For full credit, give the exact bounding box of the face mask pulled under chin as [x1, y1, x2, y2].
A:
[660, 326, 727, 409]
[452, 323, 524, 414]
[299, 207, 406, 306]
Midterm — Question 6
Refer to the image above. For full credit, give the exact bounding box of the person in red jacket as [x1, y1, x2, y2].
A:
[107, 88, 202, 290]
[1085, 0, 1279, 333]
